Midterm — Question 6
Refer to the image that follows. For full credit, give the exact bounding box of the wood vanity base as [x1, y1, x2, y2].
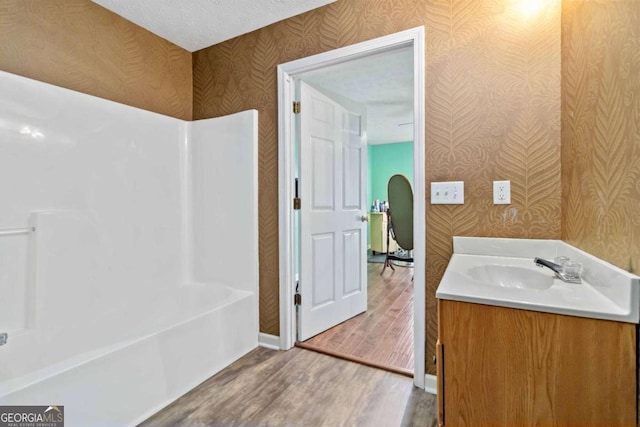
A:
[437, 299, 637, 426]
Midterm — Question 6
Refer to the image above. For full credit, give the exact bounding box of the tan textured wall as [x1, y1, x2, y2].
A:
[0, 0, 192, 120]
[561, 2, 640, 418]
[561, 0, 640, 274]
[194, 0, 562, 373]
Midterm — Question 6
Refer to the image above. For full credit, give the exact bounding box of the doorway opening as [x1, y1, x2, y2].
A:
[277, 27, 426, 388]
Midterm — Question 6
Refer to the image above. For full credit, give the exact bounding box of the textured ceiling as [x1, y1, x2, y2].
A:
[92, 0, 336, 52]
[301, 46, 414, 145]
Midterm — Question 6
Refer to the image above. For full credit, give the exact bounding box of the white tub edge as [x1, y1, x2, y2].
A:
[1, 293, 258, 427]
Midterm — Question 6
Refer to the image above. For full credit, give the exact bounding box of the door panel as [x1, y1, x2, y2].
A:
[311, 97, 334, 124]
[311, 137, 335, 210]
[343, 144, 361, 209]
[298, 81, 368, 341]
[311, 233, 335, 307]
[342, 229, 361, 296]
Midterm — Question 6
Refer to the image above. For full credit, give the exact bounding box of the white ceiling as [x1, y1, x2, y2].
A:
[92, 0, 336, 52]
[301, 47, 414, 145]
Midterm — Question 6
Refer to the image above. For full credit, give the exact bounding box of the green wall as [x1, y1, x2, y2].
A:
[368, 141, 413, 209]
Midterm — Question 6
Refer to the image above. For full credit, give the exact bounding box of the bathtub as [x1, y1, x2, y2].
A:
[0, 71, 260, 426]
[0, 283, 257, 426]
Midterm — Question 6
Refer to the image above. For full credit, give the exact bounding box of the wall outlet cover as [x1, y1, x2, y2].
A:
[493, 180, 511, 204]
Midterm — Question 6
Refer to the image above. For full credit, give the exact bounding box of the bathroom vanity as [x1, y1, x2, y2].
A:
[436, 237, 639, 426]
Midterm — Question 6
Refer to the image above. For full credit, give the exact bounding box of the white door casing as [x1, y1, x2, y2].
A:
[298, 82, 368, 341]
[278, 26, 426, 389]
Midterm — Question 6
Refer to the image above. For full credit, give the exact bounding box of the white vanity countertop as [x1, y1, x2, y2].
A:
[436, 237, 640, 323]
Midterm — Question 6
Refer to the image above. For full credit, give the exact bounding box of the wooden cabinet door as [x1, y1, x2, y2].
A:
[438, 300, 637, 426]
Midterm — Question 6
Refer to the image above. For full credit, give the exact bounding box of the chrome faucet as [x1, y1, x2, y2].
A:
[534, 257, 582, 283]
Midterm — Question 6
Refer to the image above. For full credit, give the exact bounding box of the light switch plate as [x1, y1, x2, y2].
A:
[493, 180, 511, 204]
[431, 181, 464, 204]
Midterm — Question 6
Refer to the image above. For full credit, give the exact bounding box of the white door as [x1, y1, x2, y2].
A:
[298, 81, 368, 341]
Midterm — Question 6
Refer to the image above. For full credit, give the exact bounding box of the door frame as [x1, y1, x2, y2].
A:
[277, 26, 426, 389]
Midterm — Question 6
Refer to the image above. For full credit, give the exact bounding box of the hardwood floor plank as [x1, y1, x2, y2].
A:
[343, 279, 408, 349]
[353, 373, 413, 426]
[366, 292, 413, 363]
[349, 273, 411, 356]
[400, 387, 439, 427]
[386, 325, 415, 368]
[140, 347, 436, 427]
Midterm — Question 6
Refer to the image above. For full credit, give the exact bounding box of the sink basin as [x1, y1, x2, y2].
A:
[467, 265, 554, 290]
[436, 237, 639, 323]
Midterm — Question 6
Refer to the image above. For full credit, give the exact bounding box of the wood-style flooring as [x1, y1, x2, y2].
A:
[299, 262, 414, 376]
[140, 347, 437, 427]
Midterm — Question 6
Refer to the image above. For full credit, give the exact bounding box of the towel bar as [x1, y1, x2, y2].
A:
[0, 227, 35, 237]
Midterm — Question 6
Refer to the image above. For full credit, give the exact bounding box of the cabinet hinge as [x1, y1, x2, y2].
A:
[294, 293, 302, 306]
[293, 101, 301, 114]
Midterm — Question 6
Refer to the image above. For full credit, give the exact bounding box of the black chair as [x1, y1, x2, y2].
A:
[381, 174, 414, 274]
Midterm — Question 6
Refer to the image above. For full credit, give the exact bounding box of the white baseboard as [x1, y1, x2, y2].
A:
[424, 374, 437, 395]
[258, 333, 280, 350]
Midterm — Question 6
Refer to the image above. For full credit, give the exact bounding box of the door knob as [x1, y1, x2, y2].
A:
[360, 215, 369, 222]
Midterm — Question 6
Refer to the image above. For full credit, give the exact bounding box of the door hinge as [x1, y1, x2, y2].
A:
[293, 177, 300, 210]
[293, 101, 301, 114]
[294, 293, 301, 305]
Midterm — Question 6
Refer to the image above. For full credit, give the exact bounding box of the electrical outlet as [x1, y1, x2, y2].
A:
[431, 181, 464, 204]
[493, 180, 511, 204]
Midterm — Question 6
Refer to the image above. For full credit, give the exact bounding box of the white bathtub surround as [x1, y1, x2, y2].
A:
[437, 237, 639, 324]
[0, 71, 259, 426]
[190, 114, 259, 295]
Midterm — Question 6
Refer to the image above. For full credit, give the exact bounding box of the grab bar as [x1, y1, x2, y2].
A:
[0, 227, 35, 237]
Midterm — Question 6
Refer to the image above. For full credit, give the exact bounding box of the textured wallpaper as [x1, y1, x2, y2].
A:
[424, 0, 561, 374]
[0, 0, 192, 120]
[194, 0, 562, 374]
[562, 0, 640, 275]
[561, 3, 640, 415]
